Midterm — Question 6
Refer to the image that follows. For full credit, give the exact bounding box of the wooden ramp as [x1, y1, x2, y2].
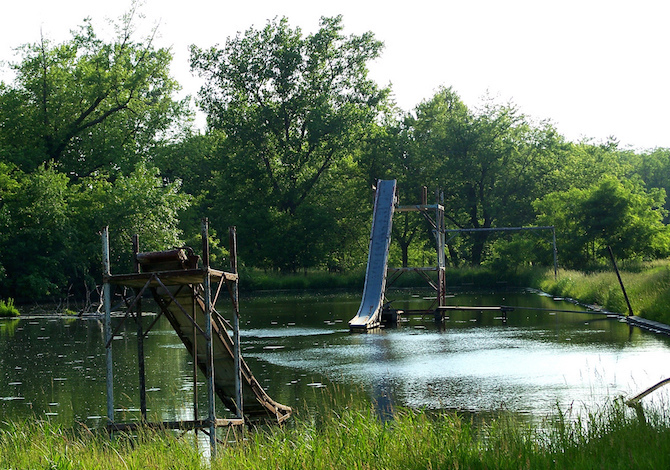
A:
[154, 283, 291, 422]
[103, 224, 291, 447]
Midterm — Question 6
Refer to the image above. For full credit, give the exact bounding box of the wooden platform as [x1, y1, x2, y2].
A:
[105, 268, 237, 288]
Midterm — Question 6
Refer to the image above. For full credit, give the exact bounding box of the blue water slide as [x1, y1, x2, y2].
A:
[349, 180, 396, 330]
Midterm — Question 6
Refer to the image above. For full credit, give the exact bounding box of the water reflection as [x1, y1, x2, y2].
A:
[0, 289, 669, 428]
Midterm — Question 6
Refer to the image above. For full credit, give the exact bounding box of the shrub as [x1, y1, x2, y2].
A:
[0, 298, 20, 317]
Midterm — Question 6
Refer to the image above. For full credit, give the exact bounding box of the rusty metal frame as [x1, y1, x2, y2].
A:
[101, 220, 244, 459]
[386, 189, 447, 319]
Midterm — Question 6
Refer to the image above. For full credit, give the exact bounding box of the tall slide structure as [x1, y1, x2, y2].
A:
[349, 180, 397, 330]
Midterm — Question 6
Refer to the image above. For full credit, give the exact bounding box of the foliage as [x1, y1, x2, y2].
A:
[404, 87, 569, 266]
[0, 6, 189, 176]
[1, 10, 670, 301]
[538, 261, 670, 324]
[0, 298, 19, 317]
[624, 147, 670, 223]
[0, 165, 74, 298]
[190, 16, 387, 270]
[0, 10, 192, 301]
[535, 176, 670, 267]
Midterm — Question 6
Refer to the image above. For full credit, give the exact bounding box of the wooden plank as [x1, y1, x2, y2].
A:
[107, 418, 244, 432]
[437, 305, 514, 311]
[106, 268, 237, 288]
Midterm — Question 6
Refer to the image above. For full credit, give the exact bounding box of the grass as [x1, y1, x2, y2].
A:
[0, 297, 20, 317]
[238, 261, 670, 326]
[238, 265, 548, 293]
[537, 260, 670, 324]
[1, 398, 669, 469]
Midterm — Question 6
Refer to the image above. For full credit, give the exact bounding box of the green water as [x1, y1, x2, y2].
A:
[1, 289, 669, 427]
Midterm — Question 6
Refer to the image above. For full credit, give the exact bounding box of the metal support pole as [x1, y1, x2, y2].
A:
[202, 219, 217, 456]
[192, 293, 199, 424]
[608, 246, 634, 316]
[133, 234, 147, 421]
[102, 227, 114, 425]
[435, 190, 446, 307]
[229, 227, 243, 420]
[552, 227, 558, 280]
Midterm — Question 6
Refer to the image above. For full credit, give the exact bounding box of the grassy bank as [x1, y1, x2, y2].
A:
[1, 399, 669, 469]
[537, 261, 670, 325]
[238, 265, 546, 292]
[239, 261, 670, 326]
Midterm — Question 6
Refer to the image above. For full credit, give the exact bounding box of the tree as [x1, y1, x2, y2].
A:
[0, 162, 191, 301]
[625, 147, 670, 223]
[534, 176, 670, 266]
[190, 16, 388, 270]
[0, 8, 189, 177]
[0, 165, 73, 299]
[406, 88, 567, 266]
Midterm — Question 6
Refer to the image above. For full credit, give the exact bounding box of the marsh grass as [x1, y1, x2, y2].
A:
[2, 398, 669, 469]
[0, 297, 19, 317]
[539, 261, 670, 324]
[238, 265, 548, 293]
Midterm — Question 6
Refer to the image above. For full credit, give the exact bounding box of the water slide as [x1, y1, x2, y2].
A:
[152, 285, 292, 423]
[349, 179, 397, 330]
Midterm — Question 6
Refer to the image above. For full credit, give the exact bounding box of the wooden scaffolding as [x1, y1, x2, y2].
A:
[101, 219, 290, 456]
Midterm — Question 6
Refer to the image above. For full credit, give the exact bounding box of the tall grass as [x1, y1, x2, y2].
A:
[0, 297, 19, 317]
[538, 261, 670, 324]
[238, 265, 550, 293]
[2, 399, 669, 469]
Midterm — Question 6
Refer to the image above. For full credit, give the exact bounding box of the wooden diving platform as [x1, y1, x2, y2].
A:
[102, 220, 290, 458]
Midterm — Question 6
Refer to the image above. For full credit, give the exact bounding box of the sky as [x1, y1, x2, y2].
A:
[2, 0, 669, 150]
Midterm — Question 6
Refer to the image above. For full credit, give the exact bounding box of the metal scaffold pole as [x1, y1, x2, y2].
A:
[201, 219, 217, 456]
[101, 226, 114, 425]
[229, 227, 243, 420]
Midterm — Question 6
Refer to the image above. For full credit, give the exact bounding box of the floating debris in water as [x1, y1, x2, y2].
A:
[263, 345, 284, 350]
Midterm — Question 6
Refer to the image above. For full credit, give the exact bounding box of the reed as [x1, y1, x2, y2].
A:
[2, 399, 669, 469]
[538, 261, 670, 324]
[0, 297, 19, 317]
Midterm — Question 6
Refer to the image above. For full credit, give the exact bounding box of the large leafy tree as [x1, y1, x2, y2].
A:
[0, 9, 194, 301]
[625, 147, 670, 223]
[535, 176, 670, 266]
[0, 9, 188, 177]
[406, 88, 567, 265]
[190, 16, 388, 270]
[0, 163, 191, 301]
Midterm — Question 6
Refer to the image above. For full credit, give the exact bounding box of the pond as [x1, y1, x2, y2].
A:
[1, 289, 669, 427]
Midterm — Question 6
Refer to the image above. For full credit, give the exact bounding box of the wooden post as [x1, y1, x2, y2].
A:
[102, 227, 114, 425]
[608, 246, 634, 316]
[202, 219, 217, 456]
[229, 227, 243, 419]
[133, 234, 147, 421]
